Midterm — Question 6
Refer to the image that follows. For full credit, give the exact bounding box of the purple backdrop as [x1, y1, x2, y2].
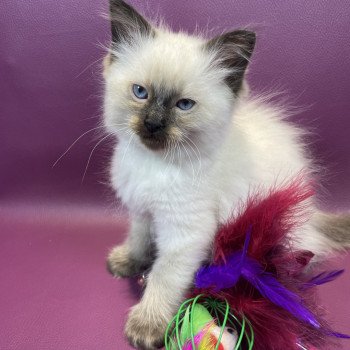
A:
[0, 0, 349, 349]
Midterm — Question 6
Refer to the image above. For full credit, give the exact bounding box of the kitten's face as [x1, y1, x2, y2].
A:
[104, 32, 234, 151]
[104, 0, 255, 152]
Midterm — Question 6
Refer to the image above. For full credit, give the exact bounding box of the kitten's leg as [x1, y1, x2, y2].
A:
[125, 212, 216, 349]
[107, 216, 153, 277]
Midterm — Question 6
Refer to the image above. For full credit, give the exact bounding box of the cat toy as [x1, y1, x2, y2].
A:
[165, 178, 349, 349]
[165, 296, 254, 350]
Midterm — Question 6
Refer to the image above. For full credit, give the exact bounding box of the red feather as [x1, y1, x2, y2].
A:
[214, 176, 314, 264]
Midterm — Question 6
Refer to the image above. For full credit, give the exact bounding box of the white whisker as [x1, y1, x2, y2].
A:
[182, 135, 203, 184]
[52, 125, 106, 168]
[81, 133, 114, 184]
[180, 140, 196, 186]
[163, 139, 171, 162]
[75, 56, 104, 79]
[121, 132, 135, 167]
[172, 141, 183, 185]
[163, 138, 175, 175]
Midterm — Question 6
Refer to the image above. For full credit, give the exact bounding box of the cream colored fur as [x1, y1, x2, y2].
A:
[103, 20, 339, 350]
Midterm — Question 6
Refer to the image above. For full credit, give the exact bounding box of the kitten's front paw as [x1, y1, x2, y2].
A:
[125, 303, 168, 350]
[107, 244, 142, 278]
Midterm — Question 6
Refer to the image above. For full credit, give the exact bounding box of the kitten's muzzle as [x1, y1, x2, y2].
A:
[144, 118, 165, 133]
[132, 115, 169, 150]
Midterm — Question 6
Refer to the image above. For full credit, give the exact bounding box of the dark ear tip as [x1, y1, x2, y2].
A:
[109, 0, 134, 12]
[234, 29, 256, 44]
[109, 0, 153, 44]
[232, 29, 256, 52]
[246, 30, 256, 43]
[246, 30, 256, 40]
[110, 0, 125, 5]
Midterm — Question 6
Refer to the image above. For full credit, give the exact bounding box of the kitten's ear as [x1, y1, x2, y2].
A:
[109, 0, 153, 46]
[206, 30, 256, 94]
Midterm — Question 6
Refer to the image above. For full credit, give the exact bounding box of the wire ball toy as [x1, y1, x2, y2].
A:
[164, 295, 254, 350]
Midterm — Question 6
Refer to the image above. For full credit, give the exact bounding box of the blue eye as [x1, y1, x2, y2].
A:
[176, 99, 195, 111]
[132, 84, 148, 99]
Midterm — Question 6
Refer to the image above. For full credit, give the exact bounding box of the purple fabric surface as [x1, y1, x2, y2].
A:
[0, 206, 136, 350]
[1, 0, 349, 349]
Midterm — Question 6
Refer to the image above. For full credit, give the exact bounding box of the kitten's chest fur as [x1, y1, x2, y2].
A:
[111, 142, 209, 216]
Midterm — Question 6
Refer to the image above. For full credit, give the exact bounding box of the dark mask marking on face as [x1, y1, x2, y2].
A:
[134, 86, 181, 150]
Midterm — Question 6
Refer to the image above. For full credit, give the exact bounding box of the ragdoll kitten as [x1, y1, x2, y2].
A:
[102, 1, 350, 349]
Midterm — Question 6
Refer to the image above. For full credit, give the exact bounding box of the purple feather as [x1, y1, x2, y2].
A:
[241, 258, 320, 328]
[196, 227, 252, 291]
[302, 270, 344, 290]
[196, 252, 242, 291]
[325, 331, 350, 339]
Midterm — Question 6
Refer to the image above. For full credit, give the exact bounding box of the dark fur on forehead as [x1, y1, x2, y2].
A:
[153, 85, 180, 108]
[206, 30, 256, 94]
[140, 85, 179, 120]
[109, 0, 153, 46]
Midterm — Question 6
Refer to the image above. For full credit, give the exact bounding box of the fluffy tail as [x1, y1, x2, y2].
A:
[314, 212, 350, 251]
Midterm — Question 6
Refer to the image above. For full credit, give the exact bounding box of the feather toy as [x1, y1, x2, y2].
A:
[165, 177, 348, 349]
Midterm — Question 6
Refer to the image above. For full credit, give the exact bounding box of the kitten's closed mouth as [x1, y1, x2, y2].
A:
[139, 133, 168, 150]
[130, 116, 173, 151]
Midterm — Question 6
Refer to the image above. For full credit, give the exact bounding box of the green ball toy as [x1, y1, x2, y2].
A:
[165, 295, 254, 350]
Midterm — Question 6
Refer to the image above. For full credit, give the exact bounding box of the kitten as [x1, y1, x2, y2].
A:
[102, 1, 350, 349]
